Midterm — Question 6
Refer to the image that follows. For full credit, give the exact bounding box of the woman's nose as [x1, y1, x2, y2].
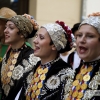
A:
[33, 37, 38, 44]
[4, 27, 8, 33]
[80, 36, 86, 43]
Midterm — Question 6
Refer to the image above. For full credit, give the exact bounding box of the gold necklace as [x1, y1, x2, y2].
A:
[1, 50, 20, 85]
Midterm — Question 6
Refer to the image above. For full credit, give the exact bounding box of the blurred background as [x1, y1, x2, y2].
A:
[0, 0, 100, 45]
[0, 0, 100, 27]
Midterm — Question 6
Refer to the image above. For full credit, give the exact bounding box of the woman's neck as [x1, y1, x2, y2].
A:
[11, 41, 25, 50]
[41, 53, 58, 65]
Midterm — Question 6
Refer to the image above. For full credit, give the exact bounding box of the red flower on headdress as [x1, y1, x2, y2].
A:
[55, 20, 72, 43]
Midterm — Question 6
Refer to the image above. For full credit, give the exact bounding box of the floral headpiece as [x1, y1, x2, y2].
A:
[23, 14, 39, 30]
[55, 20, 72, 43]
[42, 23, 67, 51]
[80, 12, 100, 34]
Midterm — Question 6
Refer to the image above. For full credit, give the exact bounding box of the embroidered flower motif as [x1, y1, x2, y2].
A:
[89, 80, 98, 89]
[65, 79, 73, 93]
[82, 90, 96, 99]
[29, 54, 40, 65]
[3, 84, 10, 96]
[12, 65, 24, 80]
[65, 68, 75, 79]
[23, 59, 33, 72]
[27, 72, 33, 84]
[45, 76, 60, 90]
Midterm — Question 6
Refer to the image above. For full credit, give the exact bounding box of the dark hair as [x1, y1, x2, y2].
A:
[71, 23, 80, 35]
[26, 29, 37, 39]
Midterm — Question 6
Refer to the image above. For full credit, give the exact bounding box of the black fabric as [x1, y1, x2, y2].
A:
[23, 58, 72, 100]
[67, 51, 75, 67]
[0, 45, 35, 100]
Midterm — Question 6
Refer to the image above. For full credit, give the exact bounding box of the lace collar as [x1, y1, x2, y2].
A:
[41, 57, 60, 68]
[81, 55, 100, 65]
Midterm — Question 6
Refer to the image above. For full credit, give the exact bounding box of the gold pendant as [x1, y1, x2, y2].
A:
[43, 67, 48, 74]
[34, 77, 39, 82]
[31, 92, 35, 98]
[77, 92, 83, 99]
[81, 83, 87, 90]
[38, 68, 43, 74]
[9, 65, 14, 70]
[7, 59, 12, 65]
[87, 66, 93, 72]
[14, 53, 19, 58]
[35, 89, 40, 96]
[72, 80, 79, 86]
[38, 82, 43, 89]
[80, 68, 87, 75]
[26, 95, 30, 100]
[83, 74, 90, 81]
[40, 74, 45, 81]
[12, 59, 17, 64]
[72, 91, 78, 98]
[76, 74, 82, 80]
[32, 84, 37, 91]
[76, 84, 81, 90]
[6, 77, 10, 84]
[7, 71, 12, 77]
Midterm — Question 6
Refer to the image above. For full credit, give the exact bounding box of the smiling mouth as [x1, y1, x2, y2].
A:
[78, 46, 88, 54]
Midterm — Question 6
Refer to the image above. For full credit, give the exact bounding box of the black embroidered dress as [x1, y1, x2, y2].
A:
[25, 57, 75, 100]
[0, 45, 40, 100]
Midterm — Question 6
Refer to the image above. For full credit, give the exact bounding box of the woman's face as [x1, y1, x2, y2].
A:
[4, 21, 23, 45]
[76, 24, 100, 62]
[33, 28, 56, 59]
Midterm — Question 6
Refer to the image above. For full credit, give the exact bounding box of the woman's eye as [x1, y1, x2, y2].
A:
[40, 36, 44, 39]
[76, 34, 82, 37]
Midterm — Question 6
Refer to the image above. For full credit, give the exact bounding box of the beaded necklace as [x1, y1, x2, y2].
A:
[26, 57, 60, 100]
[1, 50, 20, 85]
[1, 44, 26, 85]
[66, 59, 100, 100]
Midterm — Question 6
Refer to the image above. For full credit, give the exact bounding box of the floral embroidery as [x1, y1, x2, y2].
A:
[26, 72, 33, 84]
[45, 68, 75, 92]
[12, 65, 24, 80]
[82, 90, 96, 100]
[29, 54, 40, 65]
[22, 59, 33, 72]
[45, 76, 60, 90]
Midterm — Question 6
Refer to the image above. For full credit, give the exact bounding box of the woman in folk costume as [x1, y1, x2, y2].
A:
[65, 12, 100, 100]
[25, 21, 75, 100]
[0, 15, 40, 100]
